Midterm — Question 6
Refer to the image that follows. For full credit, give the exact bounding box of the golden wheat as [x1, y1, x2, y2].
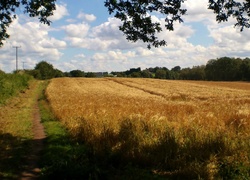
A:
[46, 78, 250, 133]
[45, 77, 250, 177]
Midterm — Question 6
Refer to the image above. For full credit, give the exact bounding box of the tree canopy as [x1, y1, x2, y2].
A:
[0, 0, 250, 48]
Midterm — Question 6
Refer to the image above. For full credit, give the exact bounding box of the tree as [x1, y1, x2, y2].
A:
[35, 61, 56, 80]
[141, 69, 152, 78]
[85, 72, 96, 78]
[205, 57, 243, 81]
[0, 0, 56, 46]
[240, 58, 250, 80]
[179, 66, 206, 80]
[1, 0, 250, 48]
[69, 70, 85, 77]
[171, 66, 181, 72]
[155, 69, 167, 79]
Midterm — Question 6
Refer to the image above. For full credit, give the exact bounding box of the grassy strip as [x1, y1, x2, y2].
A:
[39, 81, 93, 179]
[39, 82, 164, 179]
[0, 80, 38, 179]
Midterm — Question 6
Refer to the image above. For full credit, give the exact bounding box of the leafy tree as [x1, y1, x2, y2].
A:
[180, 66, 206, 80]
[25, 69, 42, 79]
[171, 66, 181, 72]
[205, 57, 243, 81]
[85, 72, 96, 78]
[0, 0, 56, 46]
[1, 0, 250, 48]
[35, 61, 55, 80]
[111, 71, 126, 77]
[141, 69, 152, 78]
[240, 58, 250, 80]
[130, 71, 142, 77]
[54, 69, 64, 78]
[69, 70, 85, 77]
[155, 69, 166, 79]
[125, 67, 141, 76]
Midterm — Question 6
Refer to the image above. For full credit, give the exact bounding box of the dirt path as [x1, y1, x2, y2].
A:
[20, 84, 46, 180]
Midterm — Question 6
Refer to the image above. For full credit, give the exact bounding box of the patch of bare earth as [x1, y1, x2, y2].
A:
[20, 86, 46, 180]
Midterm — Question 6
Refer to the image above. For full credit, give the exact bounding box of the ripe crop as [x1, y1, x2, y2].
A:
[46, 78, 250, 178]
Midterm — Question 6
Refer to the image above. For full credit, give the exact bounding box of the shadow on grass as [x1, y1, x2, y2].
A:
[0, 131, 46, 179]
[38, 85, 250, 179]
[57, 117, 250, 179]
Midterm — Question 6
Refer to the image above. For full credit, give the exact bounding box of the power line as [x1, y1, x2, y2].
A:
[13, 46, 21, 71]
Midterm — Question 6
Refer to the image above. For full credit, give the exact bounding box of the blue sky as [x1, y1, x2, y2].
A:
[1, 0, 250, 73]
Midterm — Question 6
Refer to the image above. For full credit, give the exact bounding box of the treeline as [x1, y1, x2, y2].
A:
[3, 57, 249, 81]
[112, 57, 250, 81]
[24, 61, 108, 79]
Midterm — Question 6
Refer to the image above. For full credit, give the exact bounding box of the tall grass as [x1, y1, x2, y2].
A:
[0, 72, 33, 104]
[0, 79, 38, 179]
[46, 78, 250, 179]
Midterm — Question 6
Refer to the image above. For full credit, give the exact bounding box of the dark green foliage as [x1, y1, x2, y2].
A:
[180, 66, 206, 80]
[69, 70, 85, 77]
[208, 0, 250, 31]
[111, 57, 250, 81]
[0, 72, 33, 104]
[33, 61, 64, 80]
[205, 57, 247, 81]
[141, 69, 152, 78]
[240, 58, 250, 81]
[155, 69, 167, 79]
[0, 0, 56, 46]
[218, 156, 250, 179]
[105, 0, 186, 48]
[85, 72, 96, 78]
[35, 61, 56, 80]
[1, 1, 250, 48]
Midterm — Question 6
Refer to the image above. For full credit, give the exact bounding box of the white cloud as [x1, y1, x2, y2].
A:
[1, 1, 250, 73]
[49, 3, 69, 21]
[182, 1, 215, 23]
[0, 15, 66, 72]
[77, 12, 96, 22]
[63, 23, 90, 38]
[74, 54, 86, 58]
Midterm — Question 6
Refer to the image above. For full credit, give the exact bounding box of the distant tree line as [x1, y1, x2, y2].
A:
[18, 57, 250, 81]
[24, 61, 109, 80]
[111, 57, 250, 81]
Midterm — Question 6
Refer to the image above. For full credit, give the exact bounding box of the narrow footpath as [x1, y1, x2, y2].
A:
[20, 83, 46, 180]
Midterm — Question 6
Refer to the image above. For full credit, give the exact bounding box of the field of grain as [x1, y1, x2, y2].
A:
[46, 78, 250, 179]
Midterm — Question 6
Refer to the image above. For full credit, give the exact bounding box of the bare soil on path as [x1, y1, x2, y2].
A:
[20, 82, 46, 180]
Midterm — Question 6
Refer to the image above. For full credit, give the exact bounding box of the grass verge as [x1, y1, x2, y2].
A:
[0, 72, 33, 105]
[39, 81, 93, 179]
[39, 82, 166, 179]
[0, 80, 37, 179]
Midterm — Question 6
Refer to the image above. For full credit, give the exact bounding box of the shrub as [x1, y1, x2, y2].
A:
[0, 73, 33, 104]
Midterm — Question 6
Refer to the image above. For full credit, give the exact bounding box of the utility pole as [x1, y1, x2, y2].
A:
[22, 61, 26, 70]
[13, 46, 21, 71]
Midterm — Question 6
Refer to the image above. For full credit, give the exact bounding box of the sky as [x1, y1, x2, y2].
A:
[0, 0, 250, 73]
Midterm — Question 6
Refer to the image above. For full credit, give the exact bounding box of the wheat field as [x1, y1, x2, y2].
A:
[46, 78, 250, 178]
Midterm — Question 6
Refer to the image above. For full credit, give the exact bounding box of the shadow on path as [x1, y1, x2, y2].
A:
[20, 98, 46, 180]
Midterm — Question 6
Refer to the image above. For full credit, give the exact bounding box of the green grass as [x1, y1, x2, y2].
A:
[0, 72, 33, 104]
[0, 78, 36, 179]
[38, 82, 92, 179]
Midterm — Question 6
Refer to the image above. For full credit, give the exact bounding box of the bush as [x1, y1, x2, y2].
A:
[0, 73, 33, 104]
